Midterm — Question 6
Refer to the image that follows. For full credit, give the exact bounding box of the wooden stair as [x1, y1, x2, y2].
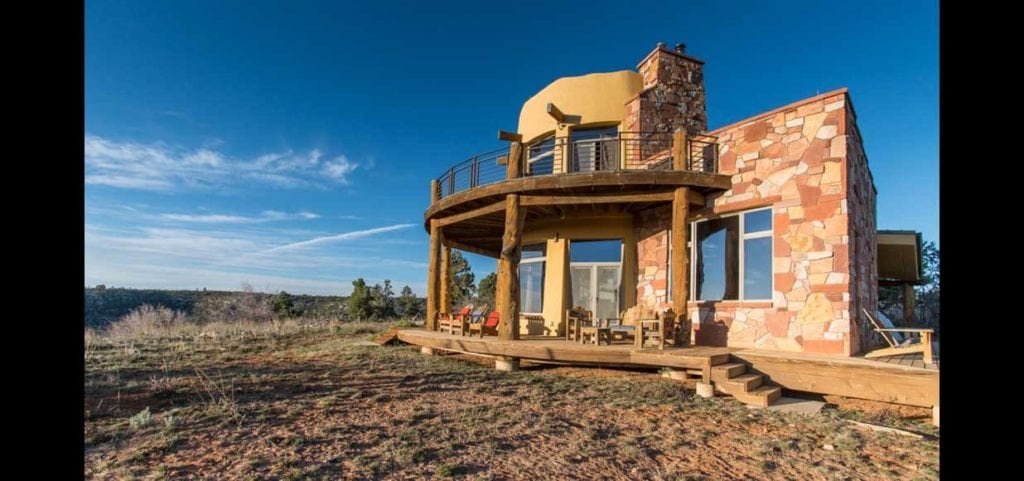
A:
[710, 360, 781, 407]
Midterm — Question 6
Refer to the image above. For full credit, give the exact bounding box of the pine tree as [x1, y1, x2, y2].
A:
[347, 278, 373, 321]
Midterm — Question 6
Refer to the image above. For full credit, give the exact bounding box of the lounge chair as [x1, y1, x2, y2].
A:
[438, 304, 474, 336]
[862, 308, 935, 366]
[468, 310, 500, 338]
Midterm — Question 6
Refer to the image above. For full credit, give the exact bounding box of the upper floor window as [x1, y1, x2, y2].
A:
[693, 208, 773, 301]
[570, 126, 618, 172]
[527, 135, 555, 176]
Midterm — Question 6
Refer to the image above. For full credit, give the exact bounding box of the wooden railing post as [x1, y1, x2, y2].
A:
[672, 128, 688, 171]
[440, 242, 451, 315]
[430, 179, 439, 204]
[506, 141, 523, 180]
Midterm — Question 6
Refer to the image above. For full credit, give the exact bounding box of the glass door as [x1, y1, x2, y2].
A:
[569, 239, 623, 322]
[570, 126, 618, 172]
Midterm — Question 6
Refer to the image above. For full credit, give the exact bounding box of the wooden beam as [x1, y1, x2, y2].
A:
[426, 219, 441, 331]
[546, 102, 565, 123]
[686, 189, 705, 206]
[521, 192, 674, 206]
[498, 130, 523, 142]
[435, 200, 507, 228]
[506, 141, 523, 180]
[439, 242, 451, 315]
[672, 129, 688, 171]
[672, 187, 690, 345]
[446, 239, 500, 258]
[496, 194, 523, 340]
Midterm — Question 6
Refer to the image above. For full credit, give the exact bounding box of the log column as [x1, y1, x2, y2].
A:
[426, 219, 441, 331]
[903, 283, 916, 324]
[672, 187, 691, 345]
[439, 242, 451, 315]
[495, 141, 524, 341]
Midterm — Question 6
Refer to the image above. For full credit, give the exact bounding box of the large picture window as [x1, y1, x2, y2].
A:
[520, 243, 546, 313]
[569, 239, 622, 321]
[692, 208, 773, 301]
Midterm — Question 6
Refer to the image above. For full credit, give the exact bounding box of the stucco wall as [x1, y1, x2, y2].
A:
[517, 71, 643, 143]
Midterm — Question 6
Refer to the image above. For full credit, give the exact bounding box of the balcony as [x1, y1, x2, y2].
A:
[431, 132, 720, 202]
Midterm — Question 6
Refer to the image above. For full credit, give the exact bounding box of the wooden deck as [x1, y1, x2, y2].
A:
[395, 328, 940, 408]
[396, 329, 731, 381]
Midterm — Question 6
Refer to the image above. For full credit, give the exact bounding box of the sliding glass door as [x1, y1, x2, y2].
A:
[569, 239, 623, 321]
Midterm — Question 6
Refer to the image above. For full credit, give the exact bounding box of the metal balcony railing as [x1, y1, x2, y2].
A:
[433, 131, 718, 201]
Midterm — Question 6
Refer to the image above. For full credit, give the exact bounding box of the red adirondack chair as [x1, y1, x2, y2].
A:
[468, 310, 500, 338]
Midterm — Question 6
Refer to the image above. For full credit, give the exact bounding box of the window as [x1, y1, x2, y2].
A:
[527, 135, 555, 176]
[569, 239, 623, 320]
[692, 208, 773, 301]
[520, 243, 546, 313]
[570, 126, 619, 172]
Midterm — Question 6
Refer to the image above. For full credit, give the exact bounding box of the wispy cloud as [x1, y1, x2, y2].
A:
[85, 135, 359, 191]
[261, 223, 415, 254]
[159, 210, 321, 224]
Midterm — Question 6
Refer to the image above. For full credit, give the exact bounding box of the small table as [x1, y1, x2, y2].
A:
[579, 326, 611, 345]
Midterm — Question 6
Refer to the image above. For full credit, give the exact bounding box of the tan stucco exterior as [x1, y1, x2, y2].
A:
[520, 214, 637, 336]
[517, 70, 644, 144]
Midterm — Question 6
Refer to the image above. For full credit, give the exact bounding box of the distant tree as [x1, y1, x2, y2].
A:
[398, 285, 421, 319]
[448, 250, 476, 310]
[369, 280, 397, 320]
[95, 284, 107, 292]
[272, 291, 295, 318]
[347, 278, 373, 321]
[475, 272, 497, 310]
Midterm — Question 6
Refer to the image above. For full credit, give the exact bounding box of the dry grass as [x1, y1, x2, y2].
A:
[84, 322, 939, 480]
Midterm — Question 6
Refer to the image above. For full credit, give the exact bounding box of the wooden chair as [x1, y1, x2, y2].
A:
[606, 305, 643, 345]
[468, 310, 501, 338]
[862, 308, 935, 365]
[565, 306, 592, 342]
[638, 308, 678, 350]
[438, 304, 474, 336]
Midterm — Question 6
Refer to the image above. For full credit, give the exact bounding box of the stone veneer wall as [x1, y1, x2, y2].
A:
[844, 105, 878, 355]
[633, 89, 877, 356]
[624, 45, 707, 136]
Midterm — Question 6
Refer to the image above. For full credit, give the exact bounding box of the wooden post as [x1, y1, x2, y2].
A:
[439, 243, 451, 315]
[426, 219, 441, 331]
[903, 283, 917, 324]
[672, 128, 689, 171]
[506, 141, 523, 180]
[496, 194, 524, 340]
[672, 187, 690, 345]
[430, 179, 440, 204]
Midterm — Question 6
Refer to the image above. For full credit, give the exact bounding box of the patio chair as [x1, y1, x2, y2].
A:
[438, 304, 474, 336]
[638, 308, 678, 350]
[861, 308, 935, 366]
[565, 306, 592, 341]
[467, 310, 501, 338]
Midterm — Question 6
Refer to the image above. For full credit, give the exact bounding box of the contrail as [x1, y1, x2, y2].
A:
[261, 223, 415, 254]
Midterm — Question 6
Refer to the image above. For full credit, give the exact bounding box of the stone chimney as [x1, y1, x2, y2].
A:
[626, 42, 707, 135]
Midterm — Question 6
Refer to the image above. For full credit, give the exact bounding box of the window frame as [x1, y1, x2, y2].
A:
[568, 239, 624, 319]
[689, 207, 774, 302]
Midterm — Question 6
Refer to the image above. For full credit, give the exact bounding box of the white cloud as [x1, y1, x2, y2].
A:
[84, 134, 359, 191]
[262, 223, 415, 254]
[159, 210, 322, 224]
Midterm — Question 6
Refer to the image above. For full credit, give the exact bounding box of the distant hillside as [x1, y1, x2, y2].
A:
[84, 287, 349, 327]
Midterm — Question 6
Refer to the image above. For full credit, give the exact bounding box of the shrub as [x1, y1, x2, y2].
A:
[130, 407, 153, 429]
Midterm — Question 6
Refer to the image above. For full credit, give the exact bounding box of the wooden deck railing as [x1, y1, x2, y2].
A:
[431, 131, 718, 202]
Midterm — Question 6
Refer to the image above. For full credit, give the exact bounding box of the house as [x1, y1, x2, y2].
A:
[406, 43, 935, 412]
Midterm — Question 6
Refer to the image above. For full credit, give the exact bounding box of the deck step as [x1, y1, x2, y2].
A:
[711, 362, 746, 381]
[732, 386, 782, 407]
[726, 373, 763, 392]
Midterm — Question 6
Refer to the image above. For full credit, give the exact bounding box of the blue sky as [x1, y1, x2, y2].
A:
[85, 0, 939, 295]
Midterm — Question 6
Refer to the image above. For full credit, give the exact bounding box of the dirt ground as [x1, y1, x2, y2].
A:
[84, 323, 939, 480]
